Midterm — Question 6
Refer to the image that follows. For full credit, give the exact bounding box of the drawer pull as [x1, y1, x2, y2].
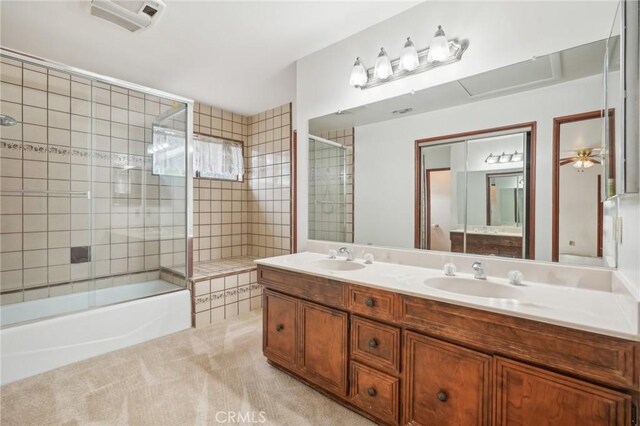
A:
[436, 391, 448, 402]
[368, 338, 379, 349]
[276, 324, 285, 332]
[365, 297, 375, 307]
[367, 387, 377, 397]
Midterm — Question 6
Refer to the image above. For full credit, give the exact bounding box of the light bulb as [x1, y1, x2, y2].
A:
[399, 37, 419, 72]
[573, 160, 584, 169]
[427, 25, 450, 62]
[485, 153, 499, 164]
[349, 57, 368, 88]
[511, 151, 523, 162]
[583, 160, 594, 168]
[374, 47, 393, 80]
[499, 152, 512, 163]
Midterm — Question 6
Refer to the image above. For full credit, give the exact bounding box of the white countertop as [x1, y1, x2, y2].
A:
[255, 252, 638, 341]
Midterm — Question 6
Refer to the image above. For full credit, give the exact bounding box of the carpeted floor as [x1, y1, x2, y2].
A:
[0, 310, 373, 425]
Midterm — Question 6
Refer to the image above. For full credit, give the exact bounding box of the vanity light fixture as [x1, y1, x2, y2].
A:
[349, 25, 468, 89]
[399, 37, 419, 72]
[499, 152, 513, 163]
[349, 57, 368, 88]
[373, 48, 393, 80]
[485, 153, 500, 164]
[427, 25, 450, 62]
[511, 151, 524, 162]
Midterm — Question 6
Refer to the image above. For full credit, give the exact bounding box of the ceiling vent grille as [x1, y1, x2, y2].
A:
[90, 0, 165, 32]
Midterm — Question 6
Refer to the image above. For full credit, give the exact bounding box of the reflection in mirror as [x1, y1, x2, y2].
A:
[419, 129, 533, 259]
[308, 37, 622, 267]
[553, 111, 616, 267]
[308, 134, 353, 243]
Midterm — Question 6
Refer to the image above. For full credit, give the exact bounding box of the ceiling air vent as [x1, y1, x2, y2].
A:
[91, 0, 166, 32]
[458, 53, 562, 98]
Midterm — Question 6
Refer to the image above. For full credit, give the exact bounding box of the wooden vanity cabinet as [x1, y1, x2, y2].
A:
[259, 266, 638, 426]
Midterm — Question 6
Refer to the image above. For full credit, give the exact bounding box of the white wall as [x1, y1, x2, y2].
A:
[353, 74, 604, 260]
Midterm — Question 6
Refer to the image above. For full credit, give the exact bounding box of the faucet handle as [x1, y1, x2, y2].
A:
[364, 253, 374, 264]
[472, 261, 483, 270]
[328, 250, 337, 259]
[443, 263, 456, 276]
[508, 270, 524, 286]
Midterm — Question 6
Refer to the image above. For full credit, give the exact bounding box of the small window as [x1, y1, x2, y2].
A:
[193, 134, 244, 182]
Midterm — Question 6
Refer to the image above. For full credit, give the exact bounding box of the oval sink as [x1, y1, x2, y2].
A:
[309, 259, 366, 271]
[425, 277, 525, 299]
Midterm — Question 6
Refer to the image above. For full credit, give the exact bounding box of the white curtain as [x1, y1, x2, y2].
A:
[193, 134, 244, 181]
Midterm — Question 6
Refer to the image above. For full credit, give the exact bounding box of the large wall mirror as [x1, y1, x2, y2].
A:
[308, 13, 628, 267]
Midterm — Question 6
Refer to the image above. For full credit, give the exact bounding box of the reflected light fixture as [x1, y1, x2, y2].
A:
[374, 47, 393, 80]
[349, 57, 368, 88]
[485, 153, 500, 164]
[427, 25, 450, 62]
[511, 151, 523, 162]
[498, 152, 512, 163]
[573, 159, 594, 169]
[399, 37, 419, 72]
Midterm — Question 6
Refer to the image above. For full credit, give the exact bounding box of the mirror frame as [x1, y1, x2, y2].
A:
[414, 121, 537, 258]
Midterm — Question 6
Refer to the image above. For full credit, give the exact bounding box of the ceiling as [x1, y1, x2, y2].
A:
[310, 38, 613, 133]
[0, 1, 418, 115]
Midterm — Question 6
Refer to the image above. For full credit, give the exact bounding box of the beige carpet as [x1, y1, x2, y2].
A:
[0, 310, 373, 425]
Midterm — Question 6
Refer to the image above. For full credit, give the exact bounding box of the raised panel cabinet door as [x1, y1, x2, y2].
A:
[494, 357, 631, 426]
[404, 331, 491, 426]
[263, 290, 297, 367]
[298, 300, 349, 396]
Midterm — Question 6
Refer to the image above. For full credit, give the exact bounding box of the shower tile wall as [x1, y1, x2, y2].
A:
[308, 128, 354, 242]
[192, 103, 249, 262]
[247, 103, 292, 257]
[192, 102, 292, 263]
[0, 56, 186, 304]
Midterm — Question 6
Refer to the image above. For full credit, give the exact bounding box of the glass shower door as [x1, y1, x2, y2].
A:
[308, 136, 347, 242]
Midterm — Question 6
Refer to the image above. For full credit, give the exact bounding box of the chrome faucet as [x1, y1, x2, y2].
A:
[338, 247, 354, 261]
[472, 261, 486, 280]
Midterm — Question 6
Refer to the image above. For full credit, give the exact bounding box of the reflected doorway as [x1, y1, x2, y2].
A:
[425, 169, 451, 251]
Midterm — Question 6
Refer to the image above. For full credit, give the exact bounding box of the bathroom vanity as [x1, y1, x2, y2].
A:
[257, 251, 639, 426]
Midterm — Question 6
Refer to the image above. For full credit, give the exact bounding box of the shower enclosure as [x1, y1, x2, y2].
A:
[308, 135, 347, 242]
[0, 49, 193, 328]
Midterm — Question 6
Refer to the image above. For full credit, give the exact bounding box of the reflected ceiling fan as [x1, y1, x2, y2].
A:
[559, 148, 601, 169]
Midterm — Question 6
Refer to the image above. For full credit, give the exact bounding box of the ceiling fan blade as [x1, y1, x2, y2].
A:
[559, 158, 576, 165]
[591, 159, 602, 164]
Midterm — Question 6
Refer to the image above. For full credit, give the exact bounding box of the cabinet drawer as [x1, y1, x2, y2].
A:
[348, 285, 396, 322]
[350, 361, 399, 425]
[495, 357, 631, 426]
[398, 295, 637, 390]
[263, 290, 297, 366]
[351, 316, 400, 374]
[258, 266, 346, 308]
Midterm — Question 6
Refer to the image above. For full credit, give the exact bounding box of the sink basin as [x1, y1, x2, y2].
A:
[425, 277, 525, 299]
[309, 259, 366, 271]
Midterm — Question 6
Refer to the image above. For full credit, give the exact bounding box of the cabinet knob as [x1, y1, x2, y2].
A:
[276, 324, 284, 332]
[365, 297, 374, 307]
[367, 387, 377, 397]
[368, 338, 379, 349]
[436, 391, 448, 402]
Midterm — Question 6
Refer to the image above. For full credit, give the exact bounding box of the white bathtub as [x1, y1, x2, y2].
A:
[0, 281, 191, 385]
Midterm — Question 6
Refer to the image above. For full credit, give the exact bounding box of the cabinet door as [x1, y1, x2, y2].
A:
[495, 357, 631, 426]
[298, 300, 349, 396]
[263, 289, 297, 366]
[404, 331, 491, 426]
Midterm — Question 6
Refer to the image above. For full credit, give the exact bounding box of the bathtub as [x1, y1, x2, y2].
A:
[0, 280, 191, 385]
